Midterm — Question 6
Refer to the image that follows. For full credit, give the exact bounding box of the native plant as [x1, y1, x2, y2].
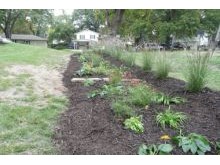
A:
[83, 79, 95, 87]
[127, 84, 153, 107]
[142, 52, 153, 71]
[185, 51, 211, 92]
[111, 100, 135, 119]
[153, 93, 186, 105]
[75, 62, 93, 76]
[156, 107, 187, 129]
[173, 133, 211, 155]
[124, 115, 144, 133]
[121, 53, 136, 67]
[216, 142, 220, 155]
[109, 69, 122, 85]
[154, 53, 171, 79]
[138, 143, 173, 155]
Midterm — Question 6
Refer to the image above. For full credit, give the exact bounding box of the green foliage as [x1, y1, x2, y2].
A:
[216, 142, 220, 155]
[142, 52, 153, 71]
[185, 52, 211, 92]
[155, 53, 171, 79]
[124, 116, 144, 134]
[111, 100, 135, 119]
[121, 53, 136, 67]
[156, 107, 187, 129]
[75, 63, 93, 76]
[153, 93, 185, 105]
[138, 143, 173, 155]
[173, 133, 211, 155]
[109, 69, 122, 85]
[83, 79, 95, 87]
[88, 84, 124, 98]
[127, 84, 153, 107]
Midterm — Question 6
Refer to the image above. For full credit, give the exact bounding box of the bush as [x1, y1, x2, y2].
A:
[142, 52, 153, 71]
[185, 52, 211, 92]
[154, 53, 171, 79]
[127, 84, 153, 107]
[111, 100, 135, 119]
[124, 115, 144, 133]
[156, 107, 187, 129]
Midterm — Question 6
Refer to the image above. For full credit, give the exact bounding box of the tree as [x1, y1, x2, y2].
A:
[72, 9, 104, 32]
[0, 9, 23, 38]
[104, 9, 125, 36]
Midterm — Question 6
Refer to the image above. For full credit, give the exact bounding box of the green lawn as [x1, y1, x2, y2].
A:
[0, 43, 71, 154]
[134, 50, 220, 91]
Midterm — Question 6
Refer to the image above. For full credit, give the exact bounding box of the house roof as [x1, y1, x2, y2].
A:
[0, 34, 47, 41]
[75, 29, 99, 35]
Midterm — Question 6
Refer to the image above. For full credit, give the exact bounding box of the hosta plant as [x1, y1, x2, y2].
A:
[173, 133, 211, 155]
[124, 116, 144, 134]
[138, 143, 173, 155]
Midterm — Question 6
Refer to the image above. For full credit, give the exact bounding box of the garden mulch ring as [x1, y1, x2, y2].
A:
[53, 54, 220, 155]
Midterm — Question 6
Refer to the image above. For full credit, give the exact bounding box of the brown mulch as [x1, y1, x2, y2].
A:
[53, 54, 220, 155]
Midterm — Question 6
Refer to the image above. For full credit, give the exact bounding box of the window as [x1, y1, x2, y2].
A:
[80, 35, 85, 40]
[90, 35, 95, 39]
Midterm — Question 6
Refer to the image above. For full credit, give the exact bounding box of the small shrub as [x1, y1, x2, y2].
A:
[154, 53, 170, 79]
[185, 52, 211, 92]
[92, 61, 111, 75]
[124, 116, 144, 133]
[138, 143, 173, 155]
[216, 142, 220, 154]
[142, 52, 153, 71]
[109, 69, 122, 85]
[111, 101, 135, 119]
[83, 79, 95, 87]
[156, 107, 187, 129]
[128, 84, 153, 107]
[153, 93, 185, 105]
[173, 133, 211, 155]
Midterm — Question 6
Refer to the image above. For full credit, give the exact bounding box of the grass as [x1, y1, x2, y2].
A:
[185, 52, 211, 92]
[0, 43, 70, 154]
[142, 52, 153, 71]
[135, 50, 220, 91]
[154, 53, 171, 79]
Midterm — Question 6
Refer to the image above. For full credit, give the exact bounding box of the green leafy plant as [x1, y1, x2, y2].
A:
[87, 90, 99, 98]
[138, 143, 173, 155]
[128, 84, 153, 107]
[75, 62, 93, 76]
[154, 53, 171, 79]
[109, 69, 122, 85]
[111, 100, 135, 119]
[156, 107, 187, 129]
[83, 79, 95, 87]
[124, 116, 144, 133]
[153, 93, 185, 105]
[185, 52, 211, 92]
[173, 133, 211, 155]
[142, 52, 153, 71]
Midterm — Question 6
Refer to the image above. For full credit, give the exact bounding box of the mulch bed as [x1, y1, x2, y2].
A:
[53, 54, 220, 155]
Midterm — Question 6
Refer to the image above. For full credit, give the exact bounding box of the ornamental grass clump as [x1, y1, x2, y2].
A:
[185, 51, 211, 92]
[142, 52, 153, 71]
[154, 53, 171, 79]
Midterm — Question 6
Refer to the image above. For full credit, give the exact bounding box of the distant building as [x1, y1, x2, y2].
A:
[0, 34, 48, 47]
[72, 29, 99, 49]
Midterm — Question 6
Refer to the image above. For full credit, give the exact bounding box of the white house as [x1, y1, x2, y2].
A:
[75, 29, 99, 42]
